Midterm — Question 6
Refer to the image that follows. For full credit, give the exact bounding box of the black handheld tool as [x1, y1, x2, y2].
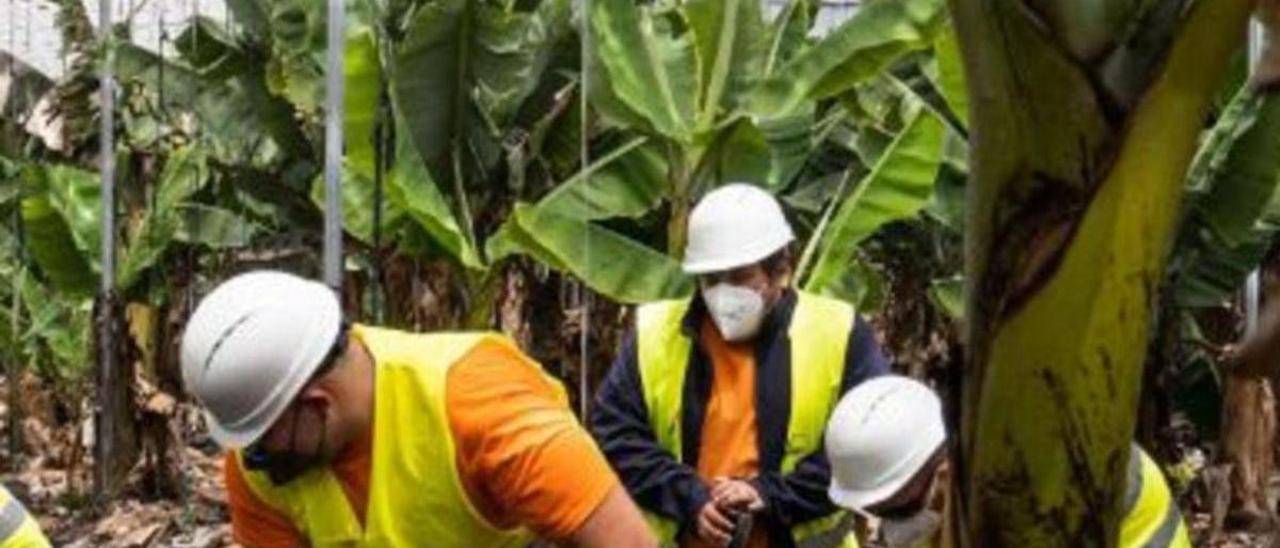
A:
[728, 512, 753, 548]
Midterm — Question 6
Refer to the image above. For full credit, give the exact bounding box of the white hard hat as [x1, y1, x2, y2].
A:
[180, 270, 342, 449]
[682, 183, 795, 274]
[825, 376, 947, 511]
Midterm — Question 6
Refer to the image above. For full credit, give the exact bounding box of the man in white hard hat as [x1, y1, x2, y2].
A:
[825, 376, 1192, 548]
[181, 270, 655, 547]
[591, 183, 889, 547]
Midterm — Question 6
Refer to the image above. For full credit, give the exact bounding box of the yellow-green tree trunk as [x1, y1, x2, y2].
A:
[950, 0, 1255, 544]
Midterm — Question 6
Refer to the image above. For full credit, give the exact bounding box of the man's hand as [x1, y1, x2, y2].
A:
[696, 500, 736, 546]
[711, 478, 765, 514]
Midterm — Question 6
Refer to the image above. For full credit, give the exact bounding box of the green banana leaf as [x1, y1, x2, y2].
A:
[930, 275, 965, 320]
[531, 137, 668, 220]
[394, 0, 569, 173]
[931, 24, 969, 129]
[19, 164, 100, 297]
[589, 0, 698, 143]
[761, 0, 816, 77]
[20, 195, 95, 297]
[749, 0, 944, 121]
[174, 204, 260, 248]
[309, 161, 407, 246]
[1174, 88, 1280, 307]
[17, 274, 91, 376]
[265, 0, 327, 112]
[487, 203, 693, 304]
[803, 104, 945, 300]
[712, 119, 775, 187]
[384, 117, 483, 270]
[0, 53, 53, 156]
[116, 40, 309, 170]
[224, 0, 270, 39]
[686, 0, 766, 131]
[1188, 90, 1280, 246]
[486, 135, 693, 303]
[345, 27, 383, 178]
[119, 148, 211, 289]
[0, 156, 19, 205]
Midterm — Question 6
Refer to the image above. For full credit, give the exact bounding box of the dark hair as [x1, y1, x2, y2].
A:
[311, 320, 351, 380]
[761, 246, 794, 278]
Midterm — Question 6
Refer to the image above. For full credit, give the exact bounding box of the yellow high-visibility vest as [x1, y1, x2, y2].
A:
[1119, 445, 1191, 548]
[0, 485, 50, 548]
[237, 327, 543, 547]
[636, 291, 860, 547]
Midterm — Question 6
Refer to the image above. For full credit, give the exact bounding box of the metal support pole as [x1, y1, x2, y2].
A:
[371, 84, 388, 323]
[323, 0, 346, 289]
[6, 0, 21, 470]
[95, 0, 117, 499]
[578, 0, 592, 419]
[1247, 19, 1264, 336]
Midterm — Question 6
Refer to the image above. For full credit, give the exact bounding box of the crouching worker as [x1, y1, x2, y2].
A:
[824, 376, 1191, 548]
[0, 485, 49, 547]
[181, 270, 655, 547]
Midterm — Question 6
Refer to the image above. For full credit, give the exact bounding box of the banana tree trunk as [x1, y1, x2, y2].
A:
[667, 149, 694, 258]
[950, 0, 1254, 544]
[1220, 374, 1276, 530]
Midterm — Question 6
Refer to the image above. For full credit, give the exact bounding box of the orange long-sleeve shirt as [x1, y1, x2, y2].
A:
[223, 338, 618, 547]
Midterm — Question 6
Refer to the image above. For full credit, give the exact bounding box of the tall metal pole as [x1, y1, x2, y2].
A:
[1247, 19, 1264, 336]
[323, 0, 346, 289]
[6, 0, 22, 472]
[578, 0, 592, 420]
[95, 0, 117, 499]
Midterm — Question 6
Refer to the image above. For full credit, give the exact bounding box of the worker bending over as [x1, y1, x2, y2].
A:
[825, 376, 1191, 548]
[181, 270, 655, 547]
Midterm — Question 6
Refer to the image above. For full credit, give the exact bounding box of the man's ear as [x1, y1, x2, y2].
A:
[296, 383, 335, 408]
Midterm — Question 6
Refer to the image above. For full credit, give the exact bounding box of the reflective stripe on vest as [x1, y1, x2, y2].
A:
[237, 327, 538, 548]
[1119, 445, 1191, 548]
[0, 487, 50, 548]
[636, 291, 859, 548]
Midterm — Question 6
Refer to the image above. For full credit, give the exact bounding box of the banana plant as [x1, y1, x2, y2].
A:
[950, 0, 1257, 543]
[1172, 87, 1280, 308]
[487, 0, 948, 304]
[0, 53, 54, 157]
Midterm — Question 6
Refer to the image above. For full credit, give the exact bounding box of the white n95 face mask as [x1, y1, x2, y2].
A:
[701, 283, 766, 342]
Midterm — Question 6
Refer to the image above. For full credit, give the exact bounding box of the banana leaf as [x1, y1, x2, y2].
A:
[804, 104, 945, 299]
[487, 203, 693, 304]
[394, 0, 569, 174]
[531, 137, 668, 220]
[21, 195, 95, 296]
[1174, 89, 1280, 306]
[119, 147, 211, 289]
[309, 161, 407, 246]
[749, 0, 944, 121]
[174, 204, 260, 248]
[384, 117, 483, 270]
[686, 0, 766, 131]
[589, 0, 698, 143]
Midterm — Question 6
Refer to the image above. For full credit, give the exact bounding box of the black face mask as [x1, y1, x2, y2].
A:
[880, 509, 942, 548]
[244, 322, 349, 485]
[244, 403, 328, 485]
[877, 495, 928, 523]
[876, 467, 946, 548]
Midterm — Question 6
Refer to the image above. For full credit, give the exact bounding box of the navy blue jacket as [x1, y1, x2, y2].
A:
[589, 289, 890, 547]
